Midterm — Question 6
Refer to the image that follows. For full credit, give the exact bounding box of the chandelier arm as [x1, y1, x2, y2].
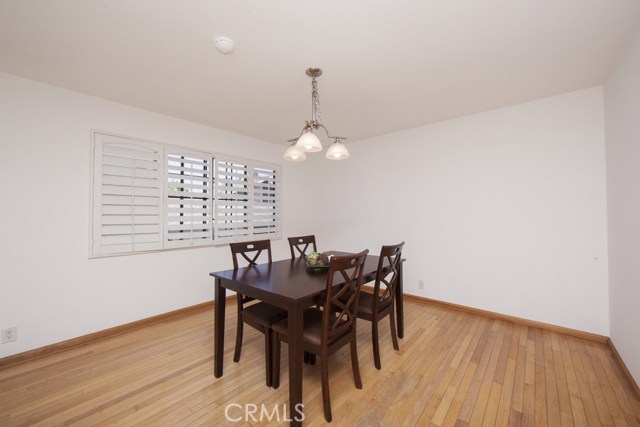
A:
[314, 123, 331, 138]
[298, 124, 311, 138]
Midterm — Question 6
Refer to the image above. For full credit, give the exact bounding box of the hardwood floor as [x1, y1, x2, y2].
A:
[1, 299, 639, 426]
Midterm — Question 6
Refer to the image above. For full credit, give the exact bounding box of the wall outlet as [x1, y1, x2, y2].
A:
[417, 280, 424, 290]
[2, 326, 17, 343]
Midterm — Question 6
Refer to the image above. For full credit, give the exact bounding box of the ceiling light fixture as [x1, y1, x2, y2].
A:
[284, 67, 349, 161]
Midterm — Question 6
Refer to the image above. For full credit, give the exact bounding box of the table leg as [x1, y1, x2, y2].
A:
[214, 278, 226, 378]
[396, 260, 404, 339]
[288, 304, 304, 426]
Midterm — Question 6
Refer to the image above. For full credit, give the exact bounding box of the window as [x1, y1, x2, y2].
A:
[90, 131, 281, 257]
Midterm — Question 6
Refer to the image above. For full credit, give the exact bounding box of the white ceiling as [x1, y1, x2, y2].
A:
[1, 1, 640, 146]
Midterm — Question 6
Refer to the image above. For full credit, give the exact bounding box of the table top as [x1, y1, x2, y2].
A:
[210, 252, 383, 306]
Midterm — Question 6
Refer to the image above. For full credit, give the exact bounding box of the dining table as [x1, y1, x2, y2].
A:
[210, 250, 405, 426]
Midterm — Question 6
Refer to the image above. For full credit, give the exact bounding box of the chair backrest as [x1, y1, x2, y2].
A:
[287, 235, 317, 259]
[372, 242, 405, 311]
[229, 240, 272, 269]
[322, 250, 369, 344]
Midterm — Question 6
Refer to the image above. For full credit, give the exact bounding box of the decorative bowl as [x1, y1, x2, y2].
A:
[305, 251, 330, 271]
[306, 261, 329, 271]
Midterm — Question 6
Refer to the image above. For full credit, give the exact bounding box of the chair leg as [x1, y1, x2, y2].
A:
[303, 352, 316, 365]
[265, 330, 272, 387]
[320, 351, 332, 422]
[233, 317, 244, 363]
[389, 308, 399, 351]
[372, 318, 381, 370]
[272, 334, 281, 389]
[350, 332, 363, 389]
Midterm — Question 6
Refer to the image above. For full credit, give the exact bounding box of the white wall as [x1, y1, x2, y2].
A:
[0, 72, 312, 357]
[604, 24, 640, 385]
[308, 87, 610, 335]
[0, 72, 612, 359]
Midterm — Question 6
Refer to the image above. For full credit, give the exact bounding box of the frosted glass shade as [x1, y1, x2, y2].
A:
[295, 130, 323, 152]
[283, 144, 307, 161]
[325, 141, 350, 160]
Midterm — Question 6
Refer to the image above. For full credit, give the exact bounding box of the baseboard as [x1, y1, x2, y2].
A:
[400, 292, 609, 344]
[0, 299, 232, 369]
[607, 338, 640, 399]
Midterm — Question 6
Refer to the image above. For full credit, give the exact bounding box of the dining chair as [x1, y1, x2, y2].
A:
[357, 242, 405, 370]
[287, 235, 317, 259]
[271, 249, 369, 422]
[229, 239, 287, 387]
[287, 235, 321, 365]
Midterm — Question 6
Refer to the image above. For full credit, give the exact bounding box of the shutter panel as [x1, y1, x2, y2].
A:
[165, 149, 213, 248]
[214, 158, 251, 241]
[92, 133, 163, 255]
[213, 157, 281, 244]
[253, 165, 281, 238]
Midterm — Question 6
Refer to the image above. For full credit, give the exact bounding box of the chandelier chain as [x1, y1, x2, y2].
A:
[312, 78, 322, 124]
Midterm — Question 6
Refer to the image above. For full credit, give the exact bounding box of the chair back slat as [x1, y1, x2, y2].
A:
[322, 250, 369, 343]
[230, 240, 272, 269]
[372, 242, 405, 312]
[287, 235, 317, 259]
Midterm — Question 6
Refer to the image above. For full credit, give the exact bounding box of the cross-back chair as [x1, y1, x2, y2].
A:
[287, 235, 317, 259]
[229, 239, 287, 387]
[271, 249, 369, 422]
[357, 242, 404, 369]
[288, 235, 321, 365]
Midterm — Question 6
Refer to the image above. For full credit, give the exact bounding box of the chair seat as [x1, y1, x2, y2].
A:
[242, 302, 287, 326]
[272, 308, 348, 347]
[357, 292, 392, 316]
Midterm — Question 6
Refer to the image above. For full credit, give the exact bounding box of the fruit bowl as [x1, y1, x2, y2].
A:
[306, 261, 329, 271]
[305, 251, 330, 271]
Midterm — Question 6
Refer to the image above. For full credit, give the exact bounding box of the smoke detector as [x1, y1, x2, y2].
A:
[214, 37, 235, 54]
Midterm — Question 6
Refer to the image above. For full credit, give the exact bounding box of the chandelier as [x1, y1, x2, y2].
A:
[283, 67, 349, 161]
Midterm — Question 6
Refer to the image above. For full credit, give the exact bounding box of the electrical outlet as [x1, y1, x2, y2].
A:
[417, 280, 424, 290]
[2, 326, 17, 343]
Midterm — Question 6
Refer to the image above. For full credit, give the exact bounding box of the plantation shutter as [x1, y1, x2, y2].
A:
[214, 157, 251, 241]
[91, 131, 282, 255]
[253, 165, 281, 237]
[92, 133, 163, 255]
[213, 156, 281, 244]
[165, 149, 213, 248]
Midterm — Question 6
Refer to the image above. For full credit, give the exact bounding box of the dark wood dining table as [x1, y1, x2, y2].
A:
[210, 251, 404, 426]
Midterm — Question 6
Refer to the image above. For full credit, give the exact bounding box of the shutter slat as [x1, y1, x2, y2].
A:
[103, 145, 160, 162]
